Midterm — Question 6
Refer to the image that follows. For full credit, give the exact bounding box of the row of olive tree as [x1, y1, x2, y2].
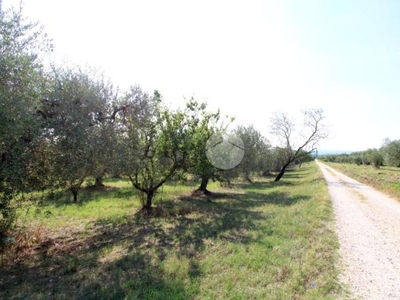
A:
[320, 141, 400, 169]
[1, 6, 326, 237]
[29, 74, 281, 208]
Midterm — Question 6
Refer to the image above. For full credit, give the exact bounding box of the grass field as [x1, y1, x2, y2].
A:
[323, 162, 400, 201]
[1, 163, 344, 299]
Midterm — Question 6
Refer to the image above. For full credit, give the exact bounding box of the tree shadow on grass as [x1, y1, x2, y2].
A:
[32, 186, 138, 208]
[1, 181, 311, 299]
[1, 250, 193, 300]
[277, 167, 311, 179]
[236, 180, 295, 192]
[228, 189, 309, 206]
[76, 252, 196, 300]
[34, 179, 197, 208]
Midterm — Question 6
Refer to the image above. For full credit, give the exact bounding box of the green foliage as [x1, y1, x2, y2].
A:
[294, 149, 314, 166]
[0, 7, 52, 235]
[37, 66, 116, 201]
[320, 153, 353, 164]
[270, 147, 293, 171]
[352, 155, 363, 165]
[364, 148, 384, 168]
[119, 91, 210, 209]
[232, 125, 271, 180]
[381, 139, 400, 167]
[322, 148, 384, 169]
[183, 99, 221, 192]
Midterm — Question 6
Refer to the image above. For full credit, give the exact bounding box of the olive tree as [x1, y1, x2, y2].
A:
[294, 149, 314, 167]
[185, 101, 222, 193]
[0, 7, 52, 234]
[118, 89, 205, 210]
[39, 67, 116, 201]
[269, 147, 292, 173]
[364, 148, 384, 169]
[233, 125, 271, 182]
[381, 139, 400, 167]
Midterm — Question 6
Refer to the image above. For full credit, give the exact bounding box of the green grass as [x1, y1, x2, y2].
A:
[1, 163, 344, 299]
[323, 162, 400, 201]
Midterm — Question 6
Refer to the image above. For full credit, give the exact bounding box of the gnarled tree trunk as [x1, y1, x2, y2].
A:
[274, 161, 292, 182]
[70, 187, 79, 202]
[198, 175, 211, 194]
[143, 190, 154, 211]
[94, 176, 105, 187]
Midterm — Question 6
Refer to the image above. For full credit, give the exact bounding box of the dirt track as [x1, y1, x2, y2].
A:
[316, 160, 400, 300]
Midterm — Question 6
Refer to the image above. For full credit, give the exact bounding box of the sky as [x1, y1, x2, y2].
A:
[3, 0, 400, 152]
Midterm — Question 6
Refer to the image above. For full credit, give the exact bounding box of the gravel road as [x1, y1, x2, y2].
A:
[316, 160, 400, 300]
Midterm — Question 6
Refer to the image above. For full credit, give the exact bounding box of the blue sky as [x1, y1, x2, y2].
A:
[3, 0, 400, 151]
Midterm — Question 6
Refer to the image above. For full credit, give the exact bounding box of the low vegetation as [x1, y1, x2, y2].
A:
[0, 163, 343, 299]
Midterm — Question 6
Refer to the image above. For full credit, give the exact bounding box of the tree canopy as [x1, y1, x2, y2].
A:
[0, 7, 52, 235]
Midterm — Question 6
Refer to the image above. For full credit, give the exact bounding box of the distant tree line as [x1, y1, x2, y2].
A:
[320, 138, 400, 169]
[0, 7, 326, 236]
